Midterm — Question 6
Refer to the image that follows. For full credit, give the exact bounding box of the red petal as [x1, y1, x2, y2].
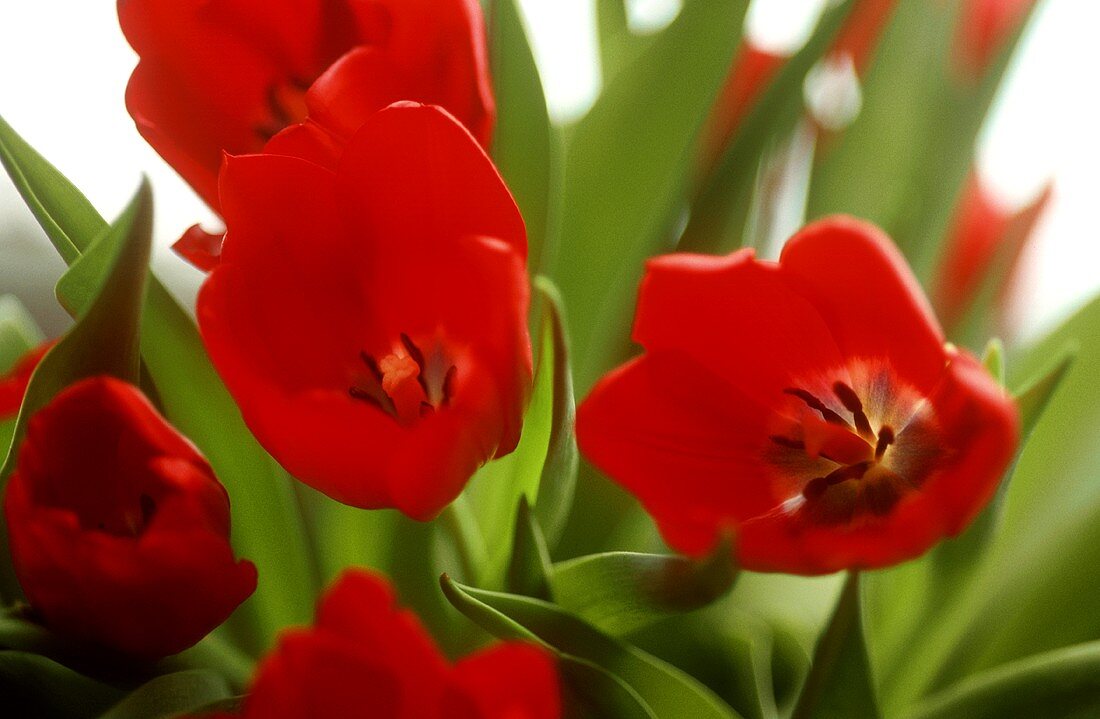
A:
[172, 224, 225, 272]
[450, 643, 561, 719]
[779, 216, 947, 391]
[633, 249, 846, 411]
[337, 103, 525, 260]
[577, 351, 780, 555]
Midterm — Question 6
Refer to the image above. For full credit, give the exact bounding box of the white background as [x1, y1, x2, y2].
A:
[0, 0, 1095, 342]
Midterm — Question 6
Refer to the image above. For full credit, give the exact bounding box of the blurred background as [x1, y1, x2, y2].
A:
[0, 0, 1095, 343]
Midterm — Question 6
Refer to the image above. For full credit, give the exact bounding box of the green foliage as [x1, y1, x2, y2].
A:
[441, 575, 742, 719]
[0, 116, 317, 654]
[547, 0, 746, 394]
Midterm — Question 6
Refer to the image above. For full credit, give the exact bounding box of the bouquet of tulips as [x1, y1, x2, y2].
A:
[0, 0, 1090, 717]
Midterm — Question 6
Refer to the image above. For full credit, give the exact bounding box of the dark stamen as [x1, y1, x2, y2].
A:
[359, 351, 384, 382]
[419, 401, 435, 417]
[400, 333, 433, 400]
[875, 425, 895, 460]
[822, 460, 872, 486]
[784, 388, 852, 429]
[833, 382, 874, 438]
[442, 365, 458, 406]
[769, 435, 806, 450]
[349, 386, 396, 416]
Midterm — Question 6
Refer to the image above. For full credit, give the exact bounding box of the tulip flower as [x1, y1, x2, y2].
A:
[932, 173, 1052, 332]
[3, 377, 256, 659]
[0, 342, 51, 418]
[198, 570, 558, 718]
[577, 217, 1019, 575]
[953, 0, 1038, 80]
[119, 0, 493, 212]
[197, 103, 530, 519]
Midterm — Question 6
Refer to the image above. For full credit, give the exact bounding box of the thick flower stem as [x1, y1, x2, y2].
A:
[790, 571, 880, 719]
[437, 495, 489, 585]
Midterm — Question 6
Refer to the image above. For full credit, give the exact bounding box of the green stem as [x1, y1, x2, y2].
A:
[437, 495, 489, 585]
[791, 570, 866, 719]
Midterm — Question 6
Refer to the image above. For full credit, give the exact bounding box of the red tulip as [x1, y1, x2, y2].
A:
[953, 0, 1037, 80]
[576, 217, 1019, 575]
[203, 570, 559, 718]
[119, 0, 493, 212]
[932, 173, 1052, 332]
[3, 377, 256, 659]
[197, 103, 530, 519]
[0, 343, 51, 419]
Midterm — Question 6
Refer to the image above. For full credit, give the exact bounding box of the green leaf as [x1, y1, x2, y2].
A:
[681, 0, 855, 255]
[550, 541, 738, 636]
[548, 0, 745, 394]
[440, 575, 741, 719]
[506, 498, 553, 600]
[0, 650, 123, 719]
[805, 0, 1040, 281]
[531, 277, 578, 547]
[488, 0, 557, 275]
[0, 116, 317, 653]
[559, 655, 659, 719]
[790, 573, 880, 719]
[870, 298, 1099, 710]
[464, 278, 577, 587]
[0, 295, 44, 372]
[906, 640, 1100, 719]
[2, 180, 152, 478]
[98, 670, 232, 719]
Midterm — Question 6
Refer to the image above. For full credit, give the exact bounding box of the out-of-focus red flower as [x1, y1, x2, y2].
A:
[932, 173, 1052, 331]
[700, 43, 785, 177]
[119, 0, 493, 211]
[3, 377, 256, 659]
[208, 570, 559, 718]
[954, 0, 1037, 80]
[577, 217, 1019, 575]
[197, 103, 530, 520]
[830, 0, 897, 77]
[0, 343, 52, 419]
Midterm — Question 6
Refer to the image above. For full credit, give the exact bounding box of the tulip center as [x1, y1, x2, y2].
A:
[48, 487, 159, 538]
[767, 362, 942, 526]
[256, 79, 311, 141]
[348, 333, 456, 425]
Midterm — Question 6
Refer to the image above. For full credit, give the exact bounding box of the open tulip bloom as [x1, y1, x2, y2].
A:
[3, 0, 1094, 717]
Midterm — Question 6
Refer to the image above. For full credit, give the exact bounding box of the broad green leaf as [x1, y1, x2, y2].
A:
[506, 498, 553, 600]
[550, 541, 738, 636]
[0, 650, 123, 719]
[872, 297, 1100, 710]
[560, 655, 659, 719]
[0, 116, 317, 653]
[805, 0, 1040, 282]
[790, 574, 879, 719]
[548, 0, 745, 394]
[99, 670, 232, 719]
[0, 295, 44, 372]
[464, 278, 575, 587]
[1, 180, 152, 478]
[680, 0, 854, 255]
[441, 576, 741, 719]
[904, 641, 1100, 719]
[489, 0, 557, 275]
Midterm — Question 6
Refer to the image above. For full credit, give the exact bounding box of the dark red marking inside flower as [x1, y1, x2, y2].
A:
[349, 335, 458, 425]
